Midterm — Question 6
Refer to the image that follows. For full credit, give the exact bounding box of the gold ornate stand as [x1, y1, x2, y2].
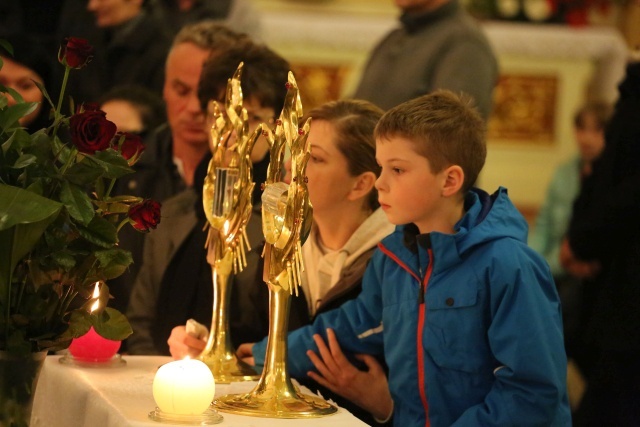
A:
[198, 64, 260, 382]
[199, 247, 257, 382]
[214, 72, 337, 417]
[214, 284, 335, 417]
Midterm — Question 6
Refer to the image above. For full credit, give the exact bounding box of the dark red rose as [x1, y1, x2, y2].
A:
[69, 110, 117, 154]
[113, 132, 145, 161]
[58, 37, 94, 69]
[128, 200, 161, 232]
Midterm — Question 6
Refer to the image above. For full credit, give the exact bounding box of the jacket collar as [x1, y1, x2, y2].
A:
[399, 0, 460, 34]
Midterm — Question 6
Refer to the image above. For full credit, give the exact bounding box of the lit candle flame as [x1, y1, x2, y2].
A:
[90, 282, 100, 313]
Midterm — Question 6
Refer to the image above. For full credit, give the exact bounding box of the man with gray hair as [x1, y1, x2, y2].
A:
[110, 21, 249, 318]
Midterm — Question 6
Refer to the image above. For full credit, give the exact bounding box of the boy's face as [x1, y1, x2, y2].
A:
[375, 136, 447, 234]
[575, 113, 605, 164]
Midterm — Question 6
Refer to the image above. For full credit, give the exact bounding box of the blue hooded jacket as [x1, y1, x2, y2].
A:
[253, 187, 571, 426]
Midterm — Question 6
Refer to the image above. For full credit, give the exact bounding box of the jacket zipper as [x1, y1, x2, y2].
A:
[417, 248, 433, 427]
[377, 242, 433, 426]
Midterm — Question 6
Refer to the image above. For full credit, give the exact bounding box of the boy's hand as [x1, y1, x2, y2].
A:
[167, 325, 207, 360]
[306, 328, 393, 422]
[236, 343, 255, 366]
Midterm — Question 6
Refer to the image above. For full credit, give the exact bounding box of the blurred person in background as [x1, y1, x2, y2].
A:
[152, 0, 261, 40]
[0, 34, 54, 133]
[530, 101, 612, 355]
[561, 52, 640, 426]
[98, 84, 166, 136]
[57, 0, 172, 103]
[354, 0, 498, 120]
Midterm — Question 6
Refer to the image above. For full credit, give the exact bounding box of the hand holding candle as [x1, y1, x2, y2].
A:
[153, 358, 215, 415]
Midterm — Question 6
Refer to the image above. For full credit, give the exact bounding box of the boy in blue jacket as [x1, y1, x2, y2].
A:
[243, 90, 571, 426]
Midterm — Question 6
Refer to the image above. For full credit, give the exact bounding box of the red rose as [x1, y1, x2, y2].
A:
[69, 110, 117, 154]
[58, 37, 94, 69]
[128, 200, 162, 232]
[113, 132, 145, 161]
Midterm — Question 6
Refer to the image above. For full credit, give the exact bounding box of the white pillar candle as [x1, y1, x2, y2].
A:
[152, 359, 215, 415]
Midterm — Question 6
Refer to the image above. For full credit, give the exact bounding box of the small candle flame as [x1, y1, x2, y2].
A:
[90, 282, 100, 313]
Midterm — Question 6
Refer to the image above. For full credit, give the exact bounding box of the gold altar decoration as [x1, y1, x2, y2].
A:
[488, 74, 558, 145]
[214, 72, 338, 418]
[199, 63, 260, 383]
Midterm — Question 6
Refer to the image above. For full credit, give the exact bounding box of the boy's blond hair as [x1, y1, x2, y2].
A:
[374, 90, 486, 193]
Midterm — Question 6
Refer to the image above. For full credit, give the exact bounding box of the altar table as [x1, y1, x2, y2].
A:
[31, 355, 369, 427]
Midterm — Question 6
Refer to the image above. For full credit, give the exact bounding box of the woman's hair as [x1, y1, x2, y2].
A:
[306, 99, 384, 211]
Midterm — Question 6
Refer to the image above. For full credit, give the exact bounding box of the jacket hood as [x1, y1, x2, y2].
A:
[383, 187, 529, 274]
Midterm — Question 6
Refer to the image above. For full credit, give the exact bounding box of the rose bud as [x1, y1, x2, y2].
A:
[70, 110, 117, 154]
[114, 132, 145, 163]
[128, 200, 162, 232]
[58, 37, 94, 69]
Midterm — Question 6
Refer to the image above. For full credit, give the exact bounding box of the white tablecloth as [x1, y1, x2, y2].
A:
[31, 355, 368, 427]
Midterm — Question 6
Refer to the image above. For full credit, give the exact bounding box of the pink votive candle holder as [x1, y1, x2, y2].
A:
[68, 327, 121, 362]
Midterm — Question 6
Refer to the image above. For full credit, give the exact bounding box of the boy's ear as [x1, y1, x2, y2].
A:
[348, 171, 377, 202]
[441, 165, 464, 197]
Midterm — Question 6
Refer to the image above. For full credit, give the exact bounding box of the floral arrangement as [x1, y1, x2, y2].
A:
[0, 37, 161, 356]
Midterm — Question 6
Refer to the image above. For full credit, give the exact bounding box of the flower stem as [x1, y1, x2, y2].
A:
[52, 66, 71, 141]
[105, 178, 116, 199]
[59, 147, 78, 175]
[116, 217, 130, 233]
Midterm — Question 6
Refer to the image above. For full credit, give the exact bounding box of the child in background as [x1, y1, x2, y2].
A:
[529, 102, 611, 383]
[240, 90, 571, 426]
[530, 102, 612, 279]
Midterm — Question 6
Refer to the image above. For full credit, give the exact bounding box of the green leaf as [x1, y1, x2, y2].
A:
[52, 136, 74, 167]
[95, 248, 132, 280]
[34, 80, 55, 112]
[0, 40, 13, 56]
[92, 307, 132, 340]
[64, 159, 104, 186]
[50, 251, 76, 270]
[4, 86, 24, 104]
[105, 195, 143, 203]
[13, 154, 37, 169]
[95, 201, 131, 214]
[0, 184, 63, 231]
[76, 215, 117, 248]
[0, 184, 62, 316]
[0, 102, 37, 129]
[1, 129, 18, 153]
[61, 310, 92, 340]
[60, 181, 94, 226]
[89, 150, 133, 179]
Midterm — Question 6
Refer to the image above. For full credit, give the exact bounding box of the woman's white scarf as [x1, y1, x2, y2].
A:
[300, 208, 394, 316]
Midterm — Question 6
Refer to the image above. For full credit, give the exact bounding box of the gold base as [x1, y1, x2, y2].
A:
[200, 354, 259, 384]
[214, 386, 338, 418]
